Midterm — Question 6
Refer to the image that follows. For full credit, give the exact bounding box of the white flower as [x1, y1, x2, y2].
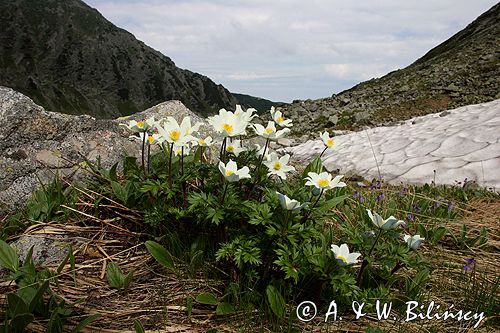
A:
[193, 136, 214, 147]
[218, 160, 251, 182]
[276, 191, 307, 211]
[173, 144, 191, 156]
[271, 106, 293, 127]
[226, 139, 247, 157]
[320, 131, 335, 149]
[331, 244, 361, 266]
[253, 121, 290, 140]
[254, 144, 271, 159]
[129, 132, 160, 145]
[366, 209, 405, 230]
[120, 118, 153, 133]
[404, 234, 425, 250]
[234, 105, 257, 124]
[304, 172, 346, 191]
[264, 153, 295, 179]
[157, 116, 195, 145]
[208, 108, 248, 137]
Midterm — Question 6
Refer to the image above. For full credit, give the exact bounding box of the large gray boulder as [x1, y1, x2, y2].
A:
[0, 86, 208, 215]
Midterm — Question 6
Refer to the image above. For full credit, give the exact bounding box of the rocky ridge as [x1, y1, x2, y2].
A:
[275, 3, 500, 137]
[0, 0, 237, 119]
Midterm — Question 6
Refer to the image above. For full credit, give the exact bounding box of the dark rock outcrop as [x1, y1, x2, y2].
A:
[0, 0, 238, 118]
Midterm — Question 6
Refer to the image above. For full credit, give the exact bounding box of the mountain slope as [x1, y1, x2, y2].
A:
[0, 0, 238, 118]
[232, 93, 281, 114]
[280, 3, 500, 135]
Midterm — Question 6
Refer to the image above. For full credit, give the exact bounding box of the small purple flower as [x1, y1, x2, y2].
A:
[353, 191, 365, 203]
[447, 202, 455, 213]
[407, 213, 414, 222]
[399, 186, 409, 197]
[370, 180, 382, 190]
[464, 258, 476, 272]
[376, 192, 385, 203]
[411, 204, 422, 214]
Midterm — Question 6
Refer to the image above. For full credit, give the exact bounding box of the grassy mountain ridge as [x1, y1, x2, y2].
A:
[0, 0, 238, 118]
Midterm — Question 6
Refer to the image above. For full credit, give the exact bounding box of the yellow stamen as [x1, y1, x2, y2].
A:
[198, 138, 205, 145]
[169, 130, 181, 141]
[318, 178, 330, 188]
[147, 136, 155, 144]
[277, 116, 284, 123]
[225, 170, 233, 177]
[327, 139, 334, 147]
[273, 162, 282, 170]
[265, 127, 274, 134]
[227, 146, 235, 153]
[137, 121, 145, 128]
[223, 123, 234, 135]
[336, 255, 347, 263]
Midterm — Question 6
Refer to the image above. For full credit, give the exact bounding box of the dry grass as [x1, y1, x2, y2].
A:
[1, 192, 498, 332]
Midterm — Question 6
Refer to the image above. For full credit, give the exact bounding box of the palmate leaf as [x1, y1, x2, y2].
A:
[301, 157, 323, 181]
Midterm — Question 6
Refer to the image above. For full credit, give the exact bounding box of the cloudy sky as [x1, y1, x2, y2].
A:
[85, 0, 497, 102]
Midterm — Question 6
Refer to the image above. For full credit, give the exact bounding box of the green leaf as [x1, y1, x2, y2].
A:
[321, 194, 348, 210]
[107, 261, 125, 289]
[216, 302, 235, 315]
[6, 293, 28, 318]
[47, 310, 63, 333]
[69, 313, 101, 333]
[109, 162, 119, 182]
[123, 271, 134, 291]
[111, 181, 128, 204]
[0, 239, 19, 272]
[9, 313, 34, 333]
[195, 292, 218, 305]
[266, 285, 286, 318]
[302, 157, 323, 180]
[186, 297, 193, 318]
[145, 241, 174, 270]
[133, 320, 145, 333]
[28, 280, 50, 312]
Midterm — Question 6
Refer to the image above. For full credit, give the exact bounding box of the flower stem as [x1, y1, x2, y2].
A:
[247, 138, 270, 199]
[319, 146, 328, 159]
[147, 140, 151, 175]
[219, 137, 227, 162]
[220, 182, 229, 204]
[357, 229, 383, 286]
[301, 188, 323, 223]
[168, 143, 174, 188]
[181, 146, 187, 208]
[141, 132, 147, 176]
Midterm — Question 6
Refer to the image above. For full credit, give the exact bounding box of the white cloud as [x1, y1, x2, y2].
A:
[85, 0, 499, 102]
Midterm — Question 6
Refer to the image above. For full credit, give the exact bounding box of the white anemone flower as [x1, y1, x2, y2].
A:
[253, 121, 290, 140]
[254, 144, 271, 159]
[304, 172, 346, 191]
[331, 244, 361, 266]
[157, 116, 195, 145]
[320, 131, 335, 149]
[366, 209, 405, 230]
[276, 192, 307, 211]
[225, 139, 247, 157]
[129, 132, 160, 145]
[173, 144, 191, 157]
[264, 153, 295, 179]
[193, 136, 214, 147]
[234, 105, 257, 124]
[208, 108, 247, 137]
[218, 160, 251, 182]
[121, 118, 153, 133]
[404, 234, 425, 250]
[270, 107, 293, 127]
